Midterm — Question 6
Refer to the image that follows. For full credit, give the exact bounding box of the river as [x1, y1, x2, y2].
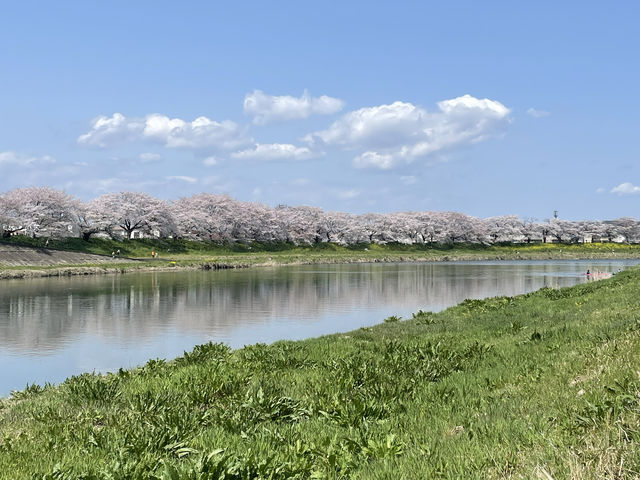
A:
[1, 259, 637, 396]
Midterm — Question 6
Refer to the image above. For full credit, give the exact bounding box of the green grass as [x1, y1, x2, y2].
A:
[2, 269, 640, 478]
[2, 236, 640, 273]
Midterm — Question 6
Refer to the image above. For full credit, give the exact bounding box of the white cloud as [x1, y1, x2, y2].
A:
[231, 143, 314, 161]
[306, 101, 422, 148]
[337, 189, 360, 199]
[400, 175, 418, 185]
[0, 151, 56, 166]
[77, 113, 142, 148]
[199, 176, 221, 186]
[595, 187, 606, 194]
[305, 94, 510, 169]
[199, 176, 233, 192]
[139, 152, 162, 163]
[203, 156, 219, 166]
[243, 90, 344, 125]
[353, 151, 396, 169]
[65, 177, 162, 194]
[526, 107, 549, 118]
[78, 113, 251, 150]
[611, 182, 640, 195]
[166, 175, 198, 184]
[291, 178, 310, 186]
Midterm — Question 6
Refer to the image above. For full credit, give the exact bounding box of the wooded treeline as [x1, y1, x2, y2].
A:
[1, 187, 638, 245]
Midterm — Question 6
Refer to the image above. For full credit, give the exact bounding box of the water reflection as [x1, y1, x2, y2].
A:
[0, 260, 637, 395]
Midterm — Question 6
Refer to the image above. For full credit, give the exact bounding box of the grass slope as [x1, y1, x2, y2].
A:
[2, 270, 640, 478]
[2, 236, 640, 273]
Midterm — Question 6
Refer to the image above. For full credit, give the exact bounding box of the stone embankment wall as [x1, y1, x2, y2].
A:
[0, 244, 136, 267]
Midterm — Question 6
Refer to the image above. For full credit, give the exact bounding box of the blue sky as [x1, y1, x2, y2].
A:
[1, 1, 639, 220]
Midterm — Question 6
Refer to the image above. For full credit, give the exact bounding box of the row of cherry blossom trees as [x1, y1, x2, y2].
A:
[1, 187, 639, 245]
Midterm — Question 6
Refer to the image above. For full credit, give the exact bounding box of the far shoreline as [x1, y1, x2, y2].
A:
[1, 247, 639, 280]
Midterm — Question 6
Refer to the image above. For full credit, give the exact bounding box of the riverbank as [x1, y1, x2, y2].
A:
[2, 239, 640, 279]
[2, 268, 640, 478]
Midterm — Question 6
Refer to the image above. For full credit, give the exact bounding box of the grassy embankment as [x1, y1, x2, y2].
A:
[1, 235, 640, 274]
[2, 269, 640, 478]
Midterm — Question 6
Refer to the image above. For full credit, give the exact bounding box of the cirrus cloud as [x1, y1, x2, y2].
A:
[166, 175, 198, 184]
[304, 94, 511, 169]
[243, 90, 344, 125]
[0, 151, 56, 167]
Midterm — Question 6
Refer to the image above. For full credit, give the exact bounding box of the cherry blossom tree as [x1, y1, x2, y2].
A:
[172, 194, 248, 242]
[436, 212, 480, 243]
[609, 218, 640, 243]
[94, 191, 176, 239]
[484, 215, 524, 243]
[545, 219, 577, 243]
[410, 212, 439, 244]
[75, 198, 114, 240]
[356, 213, 384, 243]
[520, 218, 542, 243]
[317, 211, 352, 243]
[244, 202, 281, 243]
[0, 191, 26, 237]
[2, 186, 640, 247]
[0, 187, 79, 238]
[272, 205, 323, 245]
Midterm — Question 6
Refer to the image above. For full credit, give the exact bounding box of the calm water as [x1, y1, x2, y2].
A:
[1, 259, 638, 396]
